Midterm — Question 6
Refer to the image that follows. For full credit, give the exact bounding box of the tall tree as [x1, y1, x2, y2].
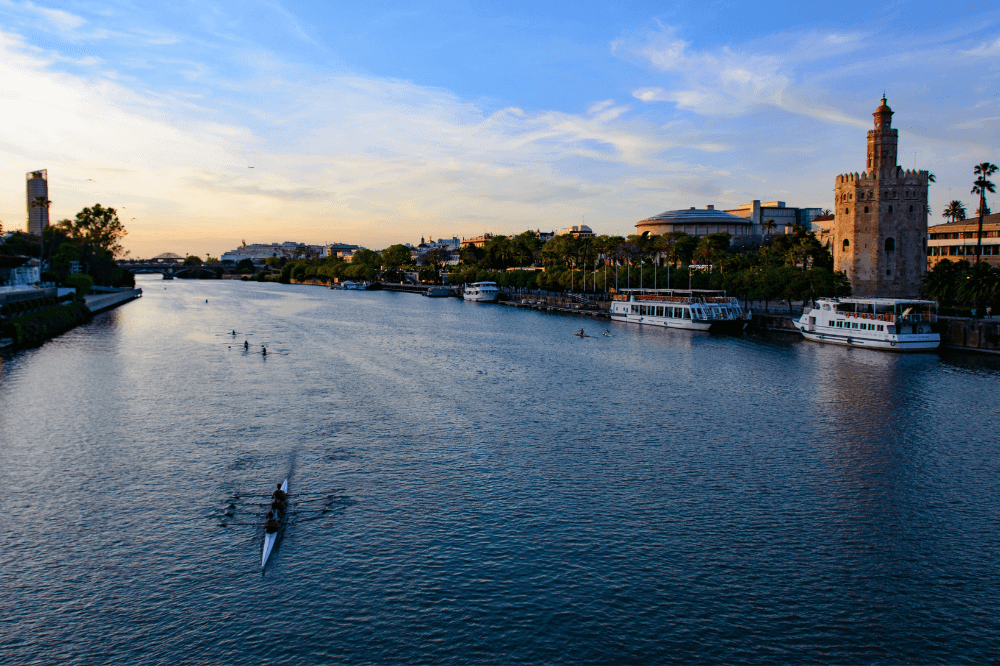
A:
[972, 162, 998, 263]
[942, 200, 967, 224]
[65, 204, 129, 258]
[381, 244, 412, 269]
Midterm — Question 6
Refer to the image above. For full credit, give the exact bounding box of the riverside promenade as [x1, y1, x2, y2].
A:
[84, 286, 143, 313]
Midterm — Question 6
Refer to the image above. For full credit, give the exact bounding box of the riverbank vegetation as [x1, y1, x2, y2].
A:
[923, 259, 1000, 316]
[1, 203, 134, 288]
[448, 228, 850, 309]
[265, 227, 850, 309]
[1, 300, 91, 348]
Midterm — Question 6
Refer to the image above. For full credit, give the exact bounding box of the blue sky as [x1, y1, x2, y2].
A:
[0, 0, 998, 256]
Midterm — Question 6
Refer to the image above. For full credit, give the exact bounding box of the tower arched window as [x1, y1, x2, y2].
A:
[843, 239, 850, 250]
[885, 238, 895, 252]
[845, 207, 850, 215]
[864, 206, 869, 213]
[909, 205, 914, 212]
[888, 205, 893, 213]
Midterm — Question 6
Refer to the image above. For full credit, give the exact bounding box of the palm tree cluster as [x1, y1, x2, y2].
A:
[972, 162, 998, 263]
[922, 259, 1000, 316]
[448, 226, 850, 311]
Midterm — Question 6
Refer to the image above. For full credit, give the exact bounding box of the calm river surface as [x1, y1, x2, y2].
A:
[2, 276, 1000, 664]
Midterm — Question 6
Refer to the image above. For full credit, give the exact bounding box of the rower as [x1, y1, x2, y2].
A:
[243, 340, 249, 350]
[264, 511, 280, 534]
[271, 498, 286, 517]
[232, 330, 236, 335]
[262, 346, 267, 357]
[578, 328, 585, 336]
[272, 484, 287, 502]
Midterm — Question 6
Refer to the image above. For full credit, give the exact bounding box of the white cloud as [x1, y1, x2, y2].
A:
[962, 37, 1000, 56]
[0, 30, 729, 255]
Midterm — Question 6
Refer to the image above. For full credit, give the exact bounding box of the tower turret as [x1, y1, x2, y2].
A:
[867, 96, 898, 177]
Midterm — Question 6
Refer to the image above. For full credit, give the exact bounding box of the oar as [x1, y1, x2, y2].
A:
[229, 491, 339, 499]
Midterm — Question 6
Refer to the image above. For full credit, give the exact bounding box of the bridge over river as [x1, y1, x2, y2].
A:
[124, 262, 221, 279]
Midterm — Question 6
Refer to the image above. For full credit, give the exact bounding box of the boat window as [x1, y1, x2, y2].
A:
[852, 323, 858, 329]
[684, 309, 690, 319]
[656, 306, 663, 317]
[878, 325, 884, 331]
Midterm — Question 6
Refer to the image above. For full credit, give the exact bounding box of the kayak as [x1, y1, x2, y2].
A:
[261, 477, 288, 568]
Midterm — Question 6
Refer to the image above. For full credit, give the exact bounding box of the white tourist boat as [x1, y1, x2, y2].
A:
[262, 477, 288, 568]
[333, 281, 364, 290]
[609, 289, 749, 333]
[793, 298, 940, 351]
[463, 281, 499, 302]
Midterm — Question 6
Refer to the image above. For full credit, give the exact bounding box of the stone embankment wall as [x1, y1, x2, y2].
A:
[937, 317, 1000, 355]
[498, 293, 610, 318]
[749, 313, 799, 332]
[84, 288, 142, 314]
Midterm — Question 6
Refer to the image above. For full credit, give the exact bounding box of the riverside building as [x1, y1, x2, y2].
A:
[635, 205, 751, 237]
[927, 212, 1000, 268]
[26, 170, 49, 235]
[831, 97, 930, 298]
[723, 200, 823, 235]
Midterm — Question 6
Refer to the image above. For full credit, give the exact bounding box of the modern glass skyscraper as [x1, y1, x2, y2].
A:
[26, 169, 49, 235]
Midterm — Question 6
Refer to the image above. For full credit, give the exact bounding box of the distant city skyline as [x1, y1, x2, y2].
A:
[0, 1, 997, 258]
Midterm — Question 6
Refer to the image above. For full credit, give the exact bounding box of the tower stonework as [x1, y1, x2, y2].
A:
[833, 98, 929, 298]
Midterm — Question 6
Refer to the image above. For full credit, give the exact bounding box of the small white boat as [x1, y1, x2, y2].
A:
[424, 286, 451, 297]
[794, 298, 940, 351]
[333, 281, 364, 290]
[463, 281, 499, 302]
[261, 477, 288, 568]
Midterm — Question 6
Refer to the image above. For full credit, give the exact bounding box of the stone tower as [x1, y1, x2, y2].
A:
[832, 97, 929, 298]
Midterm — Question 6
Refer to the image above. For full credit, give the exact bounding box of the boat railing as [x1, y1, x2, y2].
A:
[834, 311, 936, 324]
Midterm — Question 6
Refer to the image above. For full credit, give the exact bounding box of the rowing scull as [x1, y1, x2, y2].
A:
[261, 477, 288, 568]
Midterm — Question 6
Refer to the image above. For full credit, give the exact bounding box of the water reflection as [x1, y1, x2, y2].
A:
[1, 277, 998, 664]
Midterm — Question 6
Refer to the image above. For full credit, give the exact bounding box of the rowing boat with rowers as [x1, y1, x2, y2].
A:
[262, 477, 288, 568]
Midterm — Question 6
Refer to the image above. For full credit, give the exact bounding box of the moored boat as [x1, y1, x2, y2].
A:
[793, 297, 940, 351]
[424, 286, 452, 297]
[262, 477, 288, 568]
[463, 281, 499, 302]
[609, 289, 748, 333]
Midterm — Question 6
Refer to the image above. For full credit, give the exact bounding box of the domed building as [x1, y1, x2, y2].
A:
[635, 205, 752, 238]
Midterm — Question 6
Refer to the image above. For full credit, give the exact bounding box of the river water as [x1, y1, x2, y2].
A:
[2, 276, 999, 664]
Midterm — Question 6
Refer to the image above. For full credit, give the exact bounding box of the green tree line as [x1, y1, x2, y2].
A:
[1, 203, 134, 288]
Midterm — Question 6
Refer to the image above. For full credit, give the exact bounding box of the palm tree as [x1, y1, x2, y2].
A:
[762, 219, 777, 236]
[958, 262, 1000, 314]
[922, 259, 959, 306]
[942, 200, 967, 224]
[972, 162, 998, 263]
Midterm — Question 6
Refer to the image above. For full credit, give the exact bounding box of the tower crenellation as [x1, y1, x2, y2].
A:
[831, 97, 928, 298]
